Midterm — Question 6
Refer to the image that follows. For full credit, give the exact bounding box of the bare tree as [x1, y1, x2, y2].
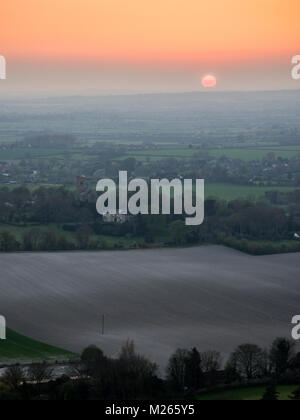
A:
[201, 351, 222, 373]
[3, 365, 24, 391]
[27, 362, 53, 385]
[200, 350, 222, 386]
[119, 340, 136, 361]
[116, 340, 158, 399]
[27, 362, 53, 398]
[119, 340, 157, 378]
[228, 344, 265, 380]
[269, 338, 295, 379]
[166, 348, 189, 392]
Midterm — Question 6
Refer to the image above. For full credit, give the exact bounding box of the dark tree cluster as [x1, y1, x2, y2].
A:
[1, 337, 300, 400]
[1, 186, 300, 254]
[0, 341, 163, 401]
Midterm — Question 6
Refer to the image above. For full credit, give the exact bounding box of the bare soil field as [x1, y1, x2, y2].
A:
[0, 246, 300, 370]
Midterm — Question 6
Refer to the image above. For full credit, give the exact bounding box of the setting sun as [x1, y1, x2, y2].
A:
[202, 75, 217, 88]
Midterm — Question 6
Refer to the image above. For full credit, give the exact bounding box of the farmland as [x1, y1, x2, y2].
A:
[2, 93, 300, 194]
[2, 138, 300, 196]
[0, 246, 299, 369]
[205, 183, 295, 200]
[208, 145, 300, 161]
[2, 143, 300, 164]
[118, 144, 300, 162]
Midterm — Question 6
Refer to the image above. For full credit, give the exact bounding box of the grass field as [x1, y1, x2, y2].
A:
[120, 145, 300, 162]
[124, 148, 197, 158]
[209, 147, 300, 161]
[2, 143, 300, 168]
[0, 329, 75, 362]
[198, 385, 300, 401]
[206, 183, 295, 200]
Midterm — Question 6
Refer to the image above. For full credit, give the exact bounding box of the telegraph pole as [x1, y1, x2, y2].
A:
[102, 314, 105, 336]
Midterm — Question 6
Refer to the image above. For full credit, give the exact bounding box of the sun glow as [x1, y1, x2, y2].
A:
[1, 0, 299, 64]
[202, 75, 217, 88]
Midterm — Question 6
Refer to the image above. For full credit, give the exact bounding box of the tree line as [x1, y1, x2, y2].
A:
[1, 337, 300, 400]
[0, 186, 300, 254]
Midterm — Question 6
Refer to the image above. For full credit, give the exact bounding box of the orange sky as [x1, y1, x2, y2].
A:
[1, 0, 299, 65]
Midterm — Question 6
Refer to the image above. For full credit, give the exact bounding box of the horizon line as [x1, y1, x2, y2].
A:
[1, 87, 300, 101]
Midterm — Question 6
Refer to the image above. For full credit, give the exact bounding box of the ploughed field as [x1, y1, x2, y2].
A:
[0, 246, 300, 368]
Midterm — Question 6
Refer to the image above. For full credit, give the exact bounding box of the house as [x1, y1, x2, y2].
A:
[102, 209, 132, 224]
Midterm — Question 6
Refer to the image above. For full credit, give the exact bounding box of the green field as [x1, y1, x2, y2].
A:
[126, 148, 196, 158]
[2, 144, 300, 167]
[119, 145, 300, 162]
[198, 385, 300, 401]
[206, 183, 295, 201]
[0, 329, 75, 362]
[0, 147, 87, 162]
[210, 147, 300, 161]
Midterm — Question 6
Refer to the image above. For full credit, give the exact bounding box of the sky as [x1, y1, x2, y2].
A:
[0, 0, 299, 95]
